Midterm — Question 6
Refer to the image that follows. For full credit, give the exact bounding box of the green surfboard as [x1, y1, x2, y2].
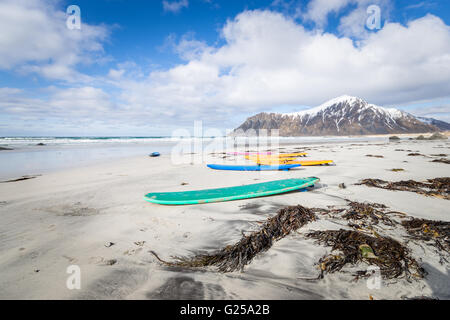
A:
[144, 177, 319, 205]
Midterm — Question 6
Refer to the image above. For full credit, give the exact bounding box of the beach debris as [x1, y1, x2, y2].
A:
[124, 248, 142, 255]
[431, 158, 450, 164]
[90, 257, 117, 265]
[365, 154, 384, 158]
[359, 244, 377, 259]
[62, 255, 77, 263]
[401, 218, 449, 261]
[356, 178, 450, 200]
[306, 229, 425, 280]
[343, 201, 393, 224]
[0, 175, 41, 183]
[104, 242, 115, 248]
[389, 136, 400, 141]
[134, 241, 146, 246]
[430, 154, 447, 157]
[104, 259, 117, 266]
[407, 152, 426, 157]
[0, 146, 13, 150]
[36, 143, 46, 146]
[339, 183, 346, 189]
[34, 269, 40, 273]
[181, 182, 189, 185]
[390, 168, 405, 172]
[150, 205, 316, 272]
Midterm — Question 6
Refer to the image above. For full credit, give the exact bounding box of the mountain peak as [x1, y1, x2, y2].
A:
[234, 96, 446, 136]
[285, 95, 405, 120]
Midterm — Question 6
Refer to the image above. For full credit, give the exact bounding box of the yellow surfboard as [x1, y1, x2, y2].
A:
[245, 152, 307, 161]
[254, 159, 334, 166]
[246, 156, 300, 162]
[266, 152, 307, 158]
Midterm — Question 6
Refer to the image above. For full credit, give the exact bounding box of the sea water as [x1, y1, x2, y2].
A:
[0, 136, 385, 180]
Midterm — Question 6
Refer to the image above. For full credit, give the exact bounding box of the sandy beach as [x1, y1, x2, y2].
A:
[0, 136, 449, 300]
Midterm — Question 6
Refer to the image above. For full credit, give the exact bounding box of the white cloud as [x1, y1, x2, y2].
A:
[303, 0, 353, 27]
[163, 0, 189, 14]
[0, 0, 108, 82]
[0, 86, 114, 120]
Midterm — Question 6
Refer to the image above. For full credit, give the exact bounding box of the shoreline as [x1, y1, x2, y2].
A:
[1, 133, 445, 180]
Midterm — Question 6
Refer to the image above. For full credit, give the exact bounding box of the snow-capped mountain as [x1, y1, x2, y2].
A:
[233, 95, 448, 136]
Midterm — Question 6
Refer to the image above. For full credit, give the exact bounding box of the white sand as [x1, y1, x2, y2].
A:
[0, 138, 449, 300]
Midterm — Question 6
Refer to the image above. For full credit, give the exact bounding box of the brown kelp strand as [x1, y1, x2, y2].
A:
[402, 218, 450, 255]
[306, 229, 425, 280]
[365, 154, 384, 158]
[407, 153, 425, 157]
[317, 201, 398, 228]
[431, 158, 450, 164]
[356, 178, 450, 200]
[342, 201, 397, 227]
[151, 205, 317, 272]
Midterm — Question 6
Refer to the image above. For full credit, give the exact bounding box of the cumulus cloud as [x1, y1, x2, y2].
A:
[163, 0, 189, 14]
[0, 0, 108, 81]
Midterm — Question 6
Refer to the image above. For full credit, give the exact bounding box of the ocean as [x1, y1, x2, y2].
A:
[0, 136, 386, 179]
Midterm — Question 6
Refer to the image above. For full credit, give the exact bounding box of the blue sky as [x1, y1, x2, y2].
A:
[0, 0, 449, 136]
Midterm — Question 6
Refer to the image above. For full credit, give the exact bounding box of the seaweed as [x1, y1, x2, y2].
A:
[402, 218, 450, 258]
[306, 229, 425, 280]
[150, 205, 316, 272]
[407, 153, 425, 156]
[341, 201, 397, 227]
[356, 178, 450, 200]
[0, 175, 41, 183]
[431, 158, 450, 164]
[366, 154, 384, 158]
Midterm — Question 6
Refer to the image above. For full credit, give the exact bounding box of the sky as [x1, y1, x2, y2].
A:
[0, 0, 449, 136]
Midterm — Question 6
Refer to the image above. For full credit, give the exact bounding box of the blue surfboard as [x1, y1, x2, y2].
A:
[207, 164, 301, 171]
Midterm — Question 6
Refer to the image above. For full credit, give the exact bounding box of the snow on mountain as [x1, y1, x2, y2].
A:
[234, 95, 447, 136]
